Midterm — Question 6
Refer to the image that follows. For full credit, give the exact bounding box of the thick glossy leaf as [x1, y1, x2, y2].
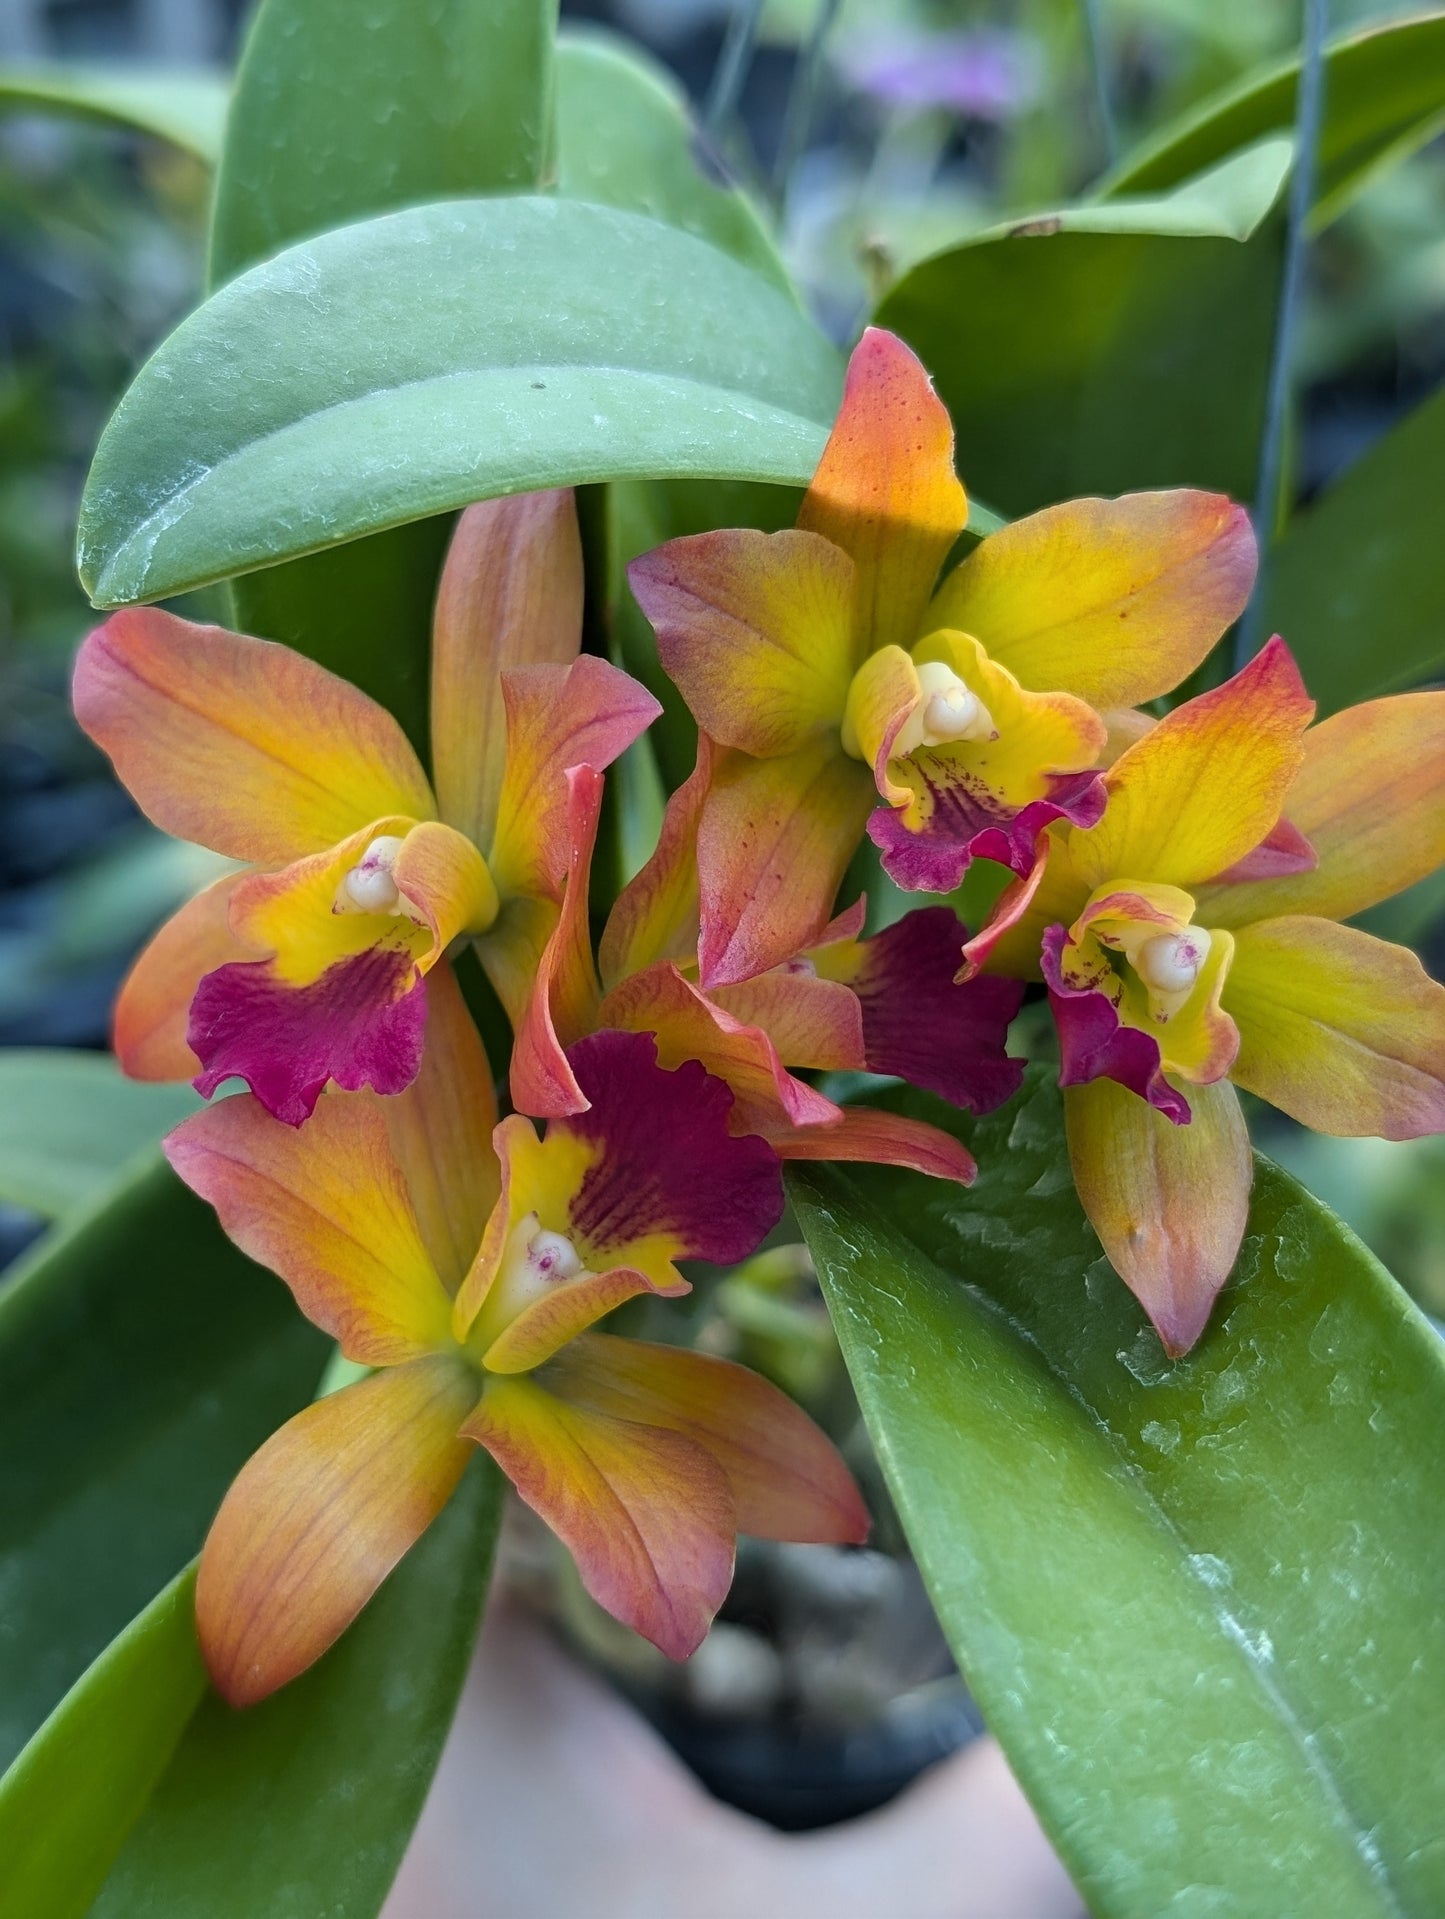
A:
[0, 1050, 198, 1221]
[0, 1568, 205, 1919]
[0, 1161, 326, 1768]
[77, 196, 842, 611]
[555, 28, 790, 294]
[89, 1458, 501, 1919]
[1101, 14, 1445, 229]
[0, 65, 226, 160]
[790, 1071, 1445, 1917]
[1266, 382, 1445, 713]
[208, 0, 556, 747]
[875, 143, 1288, 515]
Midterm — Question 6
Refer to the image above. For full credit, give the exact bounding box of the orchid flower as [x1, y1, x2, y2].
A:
[74, 491, 659, 1124]
[967, 638, 1445, 1354]
[165, 965, 867, 1706]
[501, 738, 1024, 1187]
[628, 326, 1256, 984]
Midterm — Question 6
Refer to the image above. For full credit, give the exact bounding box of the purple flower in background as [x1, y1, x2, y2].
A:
[838, 27, 1043, 121]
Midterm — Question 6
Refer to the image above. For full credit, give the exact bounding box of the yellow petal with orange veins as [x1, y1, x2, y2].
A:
[1198, 691, 1445, 929]
[113, 872, 253, 1081]
[697, 741, 876, 987]
[72, 608, 434, 865]
[1064, 1075, 1252, 1357]
[197, 1358, 479, 1706]
[228, 818, 426, 987]
[1223, 916, 1445, 1139]
[930, 491, 1255, 707]
[630, 527, 858, 756]
[164, 1088, 453, 1364]
[544, 1333, 870, 1543]
[797, 327, 967, 655]
[462, 1373, 735, 1661]
[381, 959, 500, 1298]
[430, 490, 583, 851]
[1073, 637, 1314, 894]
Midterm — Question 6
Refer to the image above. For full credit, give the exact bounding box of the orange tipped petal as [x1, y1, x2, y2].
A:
[771, 1105, 977, 1183]
[1064, 1075, 1251, 1357]
[431, 490, 584, 851]
[545, 1333, 870, 1543]
[113, 872, 252, 1081]
[1073, 636, 1314, 894]
[1198, 691, 1445, 929]
[197, 1358, 478, 1706]
[1224, 916, 1445, 1139]
[73, 608, 434, 865]
[930, 491, 1256, 707]
[487, 656, 660, 904]
[479, 1265, 688, 1376]
[707, 967, 865, 1072]
[507, 767, 605, 1120]
[164, 1089, 452, 1364]
[381, 959, 500, 1298]
[629, 527, 857, 754]
[697, 741, 874, 987]
[797, 327, 967, 655]
[463, 1373, 735, 1660]
[600, 961, 846, 1135]
[598, 736, 714, 990]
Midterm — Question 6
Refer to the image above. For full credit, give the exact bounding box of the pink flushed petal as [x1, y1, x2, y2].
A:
[188, 949, 428, 1126]
[851, 907, 1024, 1112]
[1041, 925, 1191, 1125]
[560, 1031, 784, 1266]
[1208, 814, 1316, 885]
[868, 769, 1106, 893]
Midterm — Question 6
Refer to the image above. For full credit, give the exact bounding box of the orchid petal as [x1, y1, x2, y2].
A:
[430, 490, 583, 850]
[545, 1333, 869, 1543]
[463, 1374, 734, 1661]
[164, 1086, 452, 1363]
[113, 872, 251, 1081]
[479, 1264, 688, 1375]
[797, 327, 966, 654]
[697, 740, 874, 987]
[487, 656, 661, 903]
[601, 961, 848, 1135]
[1198, 691, 1445, 928]
[598, 736, 714, 990]
[770, 1105, 977, 1183]
[630, 527, 857, 754]
[73, 608, 434, 865]
[197, 1358, 478, 1706]
[1224, 916, 1445, 1139]
[841, 643, 920, 805]
[1064, 1075, 1251, 1357]
[814, 906, 1025, 1112]
[929, 491, 1256, 707]
[707, 967, 865, 1073]
[506, 766, 605, 1120]
[1072, 636, 1314, 893]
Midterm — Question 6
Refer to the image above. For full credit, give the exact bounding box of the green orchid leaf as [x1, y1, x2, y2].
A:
[0, 1050, 198, 1221]
[875, 143, 1289, 515]
[208, 0, 556, 748]
[1266, 382, 1445, 713]
[1100, 13, 1445, 231]
[0, 1161, 327, 1770]
[555, 27, 790, 295]
[790, 1071, 1445, 1917]
[0, 1568, 206, 1919]
[0, 65, 227, 160]
[87, 1458, 501, 1919]
[77, 196, 842, 613]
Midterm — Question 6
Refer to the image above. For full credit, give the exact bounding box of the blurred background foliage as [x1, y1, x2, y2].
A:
[2, 0, 1444, 1307]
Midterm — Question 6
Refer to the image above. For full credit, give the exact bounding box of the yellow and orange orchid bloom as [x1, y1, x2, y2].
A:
[502, 737, 1023, 1187]
[164, 966, 867, 1706]
[74, 491, 659, 1124]
[628, 326, 1256, 984]
[968, 638, 1445, 1355]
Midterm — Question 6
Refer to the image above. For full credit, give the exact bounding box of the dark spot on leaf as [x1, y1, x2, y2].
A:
[1009, 216, 1062, 238]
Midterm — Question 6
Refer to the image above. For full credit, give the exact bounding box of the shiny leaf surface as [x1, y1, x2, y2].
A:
[0, 1050, 198, 1221]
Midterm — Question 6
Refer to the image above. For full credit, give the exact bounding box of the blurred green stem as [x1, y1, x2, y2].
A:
[1078, 0, 1117, 167]
[704, 0, 767, 136]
